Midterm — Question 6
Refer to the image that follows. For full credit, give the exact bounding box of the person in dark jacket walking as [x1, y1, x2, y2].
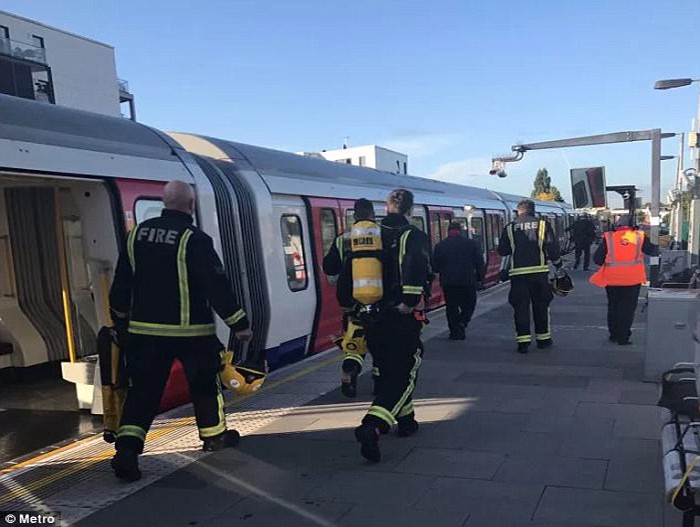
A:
[566, 214, 597, 270]
[498, 199, 563, 353]
[109, 180, 252, 482]
[432, 222, 485, 340]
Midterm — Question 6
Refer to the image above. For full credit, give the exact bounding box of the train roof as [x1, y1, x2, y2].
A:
[0, 94, 192, 181]
[171, 133, 515, 211]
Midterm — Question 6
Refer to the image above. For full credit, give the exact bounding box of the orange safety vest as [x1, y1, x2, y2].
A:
[589, 228, 647, 287]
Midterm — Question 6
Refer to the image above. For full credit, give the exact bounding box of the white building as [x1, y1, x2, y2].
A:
[0, 10, 134, 119]
[304, 145, 408, 174]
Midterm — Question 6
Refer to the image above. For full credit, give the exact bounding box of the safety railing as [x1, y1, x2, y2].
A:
[0, 36, 46, 64]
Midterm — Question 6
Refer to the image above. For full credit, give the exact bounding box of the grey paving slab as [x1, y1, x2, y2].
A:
[604, 450, 665, 494]
[494, 455, 607, 489]
[558, 431, 660, 461]
[415, 477, 544, 519]
[393, 447, 504, 479]
[209, 497, 352, 527]
[533, 486, 662, 527]
[306, 470, 435, 506]
[338, 505, 469, 527]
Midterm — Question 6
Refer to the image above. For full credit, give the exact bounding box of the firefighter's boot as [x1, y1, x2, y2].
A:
[340, 360, 361, 398]
[397, 415, 419, 438]
[354, 424, 381, 463]
[202, 430, 241, 452]
[111, 449, 141, 482]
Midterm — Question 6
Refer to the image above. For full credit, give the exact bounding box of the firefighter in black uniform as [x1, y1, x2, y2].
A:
[354, 188, 430, 463]
[322, 198, 378, 398]
[498, 199, 562, 354]
[109, 180, 252, 482]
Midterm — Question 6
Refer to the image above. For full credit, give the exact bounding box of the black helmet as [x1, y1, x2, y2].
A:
[551, 271, 574, 297]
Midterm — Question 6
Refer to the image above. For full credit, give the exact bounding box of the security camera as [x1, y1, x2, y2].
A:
[488, 169, 507, 178]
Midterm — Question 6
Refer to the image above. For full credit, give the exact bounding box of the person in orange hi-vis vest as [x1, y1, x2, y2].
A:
[589, 215, 657, 345]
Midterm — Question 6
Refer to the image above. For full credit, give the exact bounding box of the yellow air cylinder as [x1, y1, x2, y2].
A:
[351, 220, 383, 305]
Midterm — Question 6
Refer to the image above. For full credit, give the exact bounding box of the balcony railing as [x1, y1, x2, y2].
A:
[0, 36, 46, 64]
[118, 78, 130, 93]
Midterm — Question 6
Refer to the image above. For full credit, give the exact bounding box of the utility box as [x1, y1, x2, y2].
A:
[645, 288, 700, 381]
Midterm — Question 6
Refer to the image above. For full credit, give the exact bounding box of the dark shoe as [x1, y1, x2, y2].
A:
[536, 338, 553, 349]
[448, 333, 461, 340]
[341, 371, 358, 398]
[517, 343, 530, 354]
[397, 417, 419, 438]
[354, 424, 380, 463]
[608, 335, 618, 343]
[202, 430, 240, 452]
[111, 449, 141, 482]
[617, 340, 632, 346]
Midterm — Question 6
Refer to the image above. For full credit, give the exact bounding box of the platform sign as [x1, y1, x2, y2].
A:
[570, 166, 606, 209]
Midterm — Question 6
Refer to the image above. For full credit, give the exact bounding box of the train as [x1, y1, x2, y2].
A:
[0, 94, 574, 410]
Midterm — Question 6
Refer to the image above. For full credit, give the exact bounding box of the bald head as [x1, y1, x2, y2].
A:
[163, 180, 195, 215]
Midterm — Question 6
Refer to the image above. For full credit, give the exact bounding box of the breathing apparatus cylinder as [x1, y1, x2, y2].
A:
[351, 220, 383, 305]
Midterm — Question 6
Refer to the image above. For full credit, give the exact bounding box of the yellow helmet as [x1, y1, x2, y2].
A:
[219, 351, 266, 395]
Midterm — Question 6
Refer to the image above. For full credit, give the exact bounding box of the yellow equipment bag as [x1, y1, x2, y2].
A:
[351, 219, 383, 305]
[220, 350, 266, 395]
[341, 318, 367, 357]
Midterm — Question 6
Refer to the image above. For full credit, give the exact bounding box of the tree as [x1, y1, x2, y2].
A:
[531, 168, 564, 202]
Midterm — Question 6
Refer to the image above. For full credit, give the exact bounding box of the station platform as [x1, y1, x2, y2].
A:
[0, 271, 675, 527]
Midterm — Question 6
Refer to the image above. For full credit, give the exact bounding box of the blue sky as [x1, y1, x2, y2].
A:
[4, 0, 699, 205]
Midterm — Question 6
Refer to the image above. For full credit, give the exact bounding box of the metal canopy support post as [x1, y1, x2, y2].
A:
[493, 128, 676, 287]
[650, 129, 662, 287]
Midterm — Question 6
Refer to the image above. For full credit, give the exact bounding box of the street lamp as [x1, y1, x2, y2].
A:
[655, 77, 700, 260]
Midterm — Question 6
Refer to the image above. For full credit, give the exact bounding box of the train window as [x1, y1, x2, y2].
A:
[411, 216, 425, 231]
[134, 198, 164, 223]
[430, 213, 441, 244]
[320, 209, 337, 256]
[470, 217, 485, 248]
[280, 215, 308, 292]
[440, 216, 452, 240]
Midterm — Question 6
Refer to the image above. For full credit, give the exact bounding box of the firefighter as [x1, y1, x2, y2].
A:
[498, 199, 563, 354]
[353, 188, 430, 463]
[109, 180, 252, 482]
[590, 214, 657, 345]
[322, 198, 378, 398]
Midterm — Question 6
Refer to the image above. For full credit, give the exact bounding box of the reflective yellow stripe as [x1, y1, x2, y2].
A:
[117, 425, 146, 441]
[368, 405, 396, 426]
[398, 230, 411, 284]
[199, 386, 226, 438]
[224, 309, 246, 326]
[372, 366, 380, 377]
[178, 230, 193, 326]
[508, 265, 549, 276]
[344, 353, 365, 366]
[538, 220, 546, 266]
[127, 227, 138, 271]
[402, 285, 423, 294]
[507, 225, 515, 270]
[536, 333, 551, 340]
[336, 235, 344, 261]
[398, 401, 414, 417]
[128, 321, 216, 337]
[516, 335, 532, 343]
[392, 345, 423, 415]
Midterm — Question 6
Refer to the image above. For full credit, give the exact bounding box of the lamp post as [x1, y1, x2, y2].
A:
[655, 78, 700, 262]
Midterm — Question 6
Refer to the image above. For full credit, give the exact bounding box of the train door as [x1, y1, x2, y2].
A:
[306, 197, 344, 354]
[268, 195, 316, 367]
[483, 210, 506, 284]
[426, 206, 454, 308]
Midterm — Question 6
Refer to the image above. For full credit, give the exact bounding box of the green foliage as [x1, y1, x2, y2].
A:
[531, 168, 564, 202]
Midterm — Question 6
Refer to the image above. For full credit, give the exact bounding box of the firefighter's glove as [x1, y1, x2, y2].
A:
[219, 351, 266, 395]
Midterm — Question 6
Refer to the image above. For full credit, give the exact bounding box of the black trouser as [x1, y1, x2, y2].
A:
[508, 274, 553, 345]
[605, 284, 641, 343]
[116, 334, 225, 454]
[362, 311, 423, 432]
[443, 286, 477, 336]
[574, 242, 592, 269]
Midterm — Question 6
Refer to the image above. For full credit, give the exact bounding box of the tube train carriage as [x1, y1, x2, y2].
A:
[0, 94, 574, 411]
